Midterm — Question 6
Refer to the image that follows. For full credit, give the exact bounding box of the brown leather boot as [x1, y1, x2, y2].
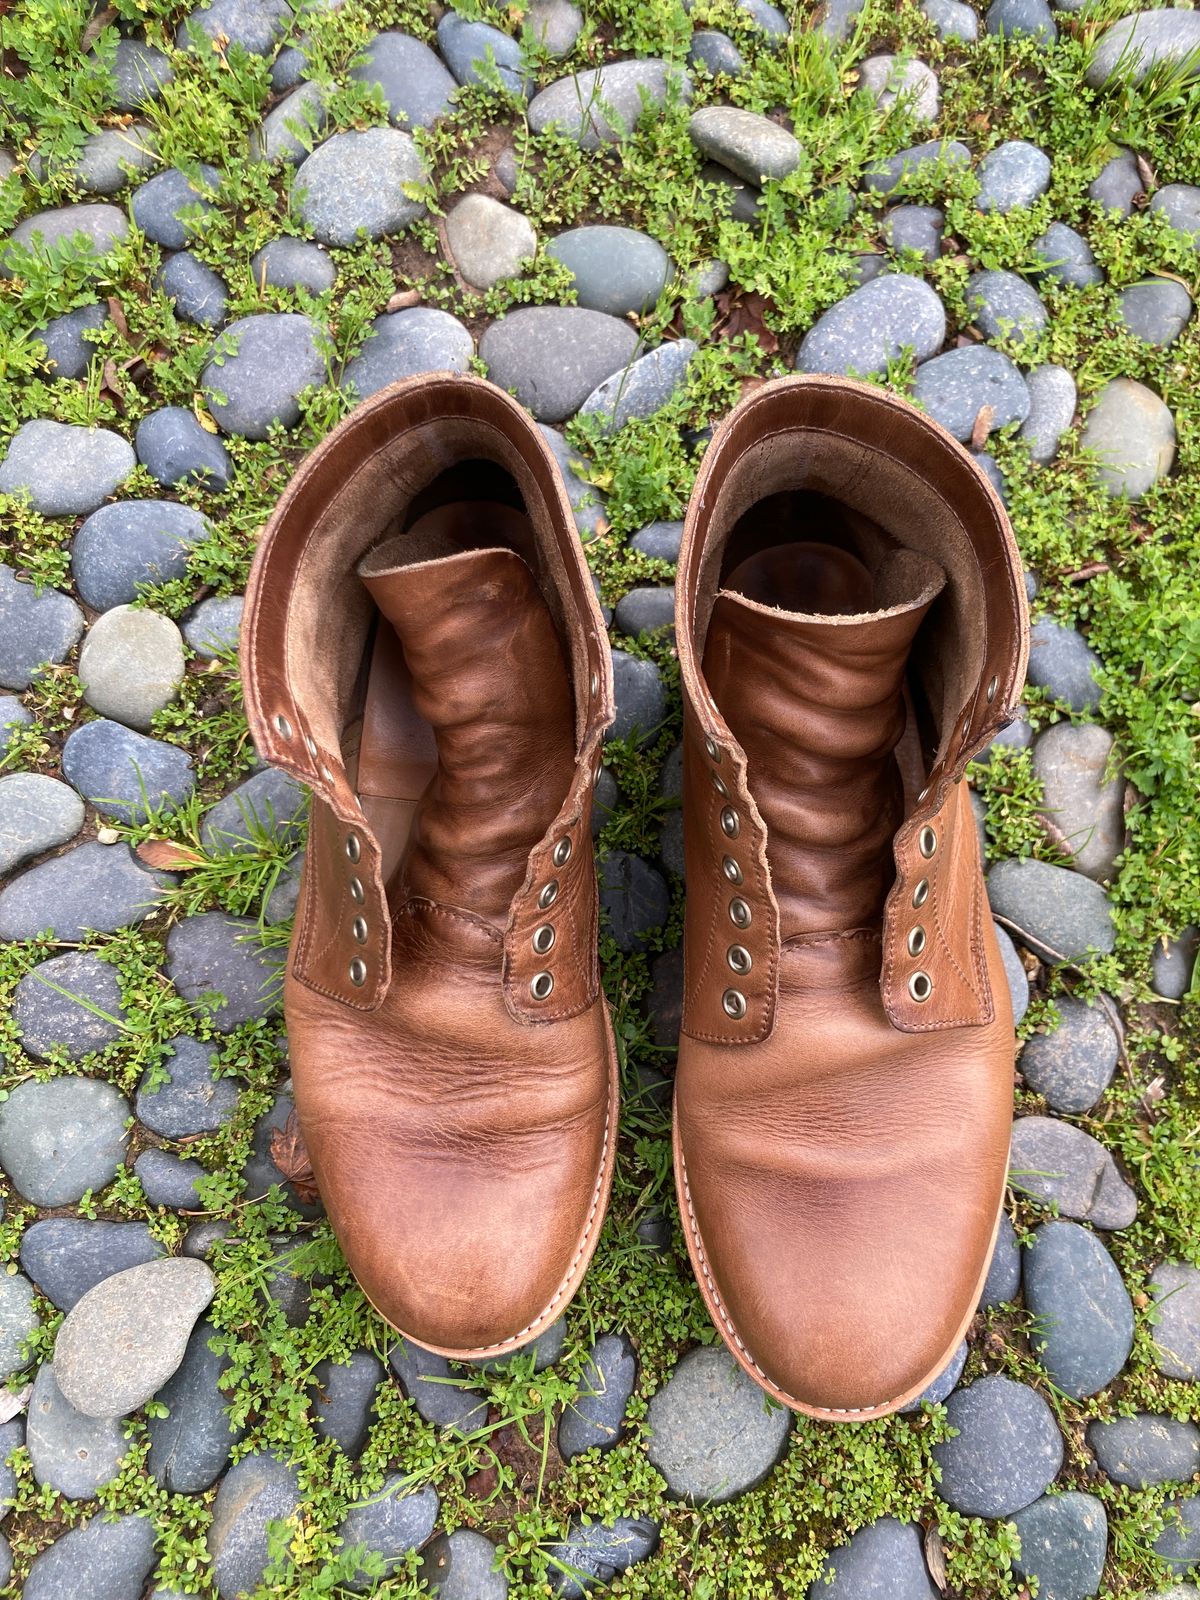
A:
[241, 374, 617, 1359]
[673, 375, 1029, 1420]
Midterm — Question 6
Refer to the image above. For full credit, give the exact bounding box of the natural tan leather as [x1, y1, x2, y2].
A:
[673, 375, 1029, 1419]
[241, 374, 617, 1359]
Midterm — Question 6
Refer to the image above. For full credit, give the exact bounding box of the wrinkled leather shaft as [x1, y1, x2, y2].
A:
[241, 375, 617, 1359]
[673, 375, 1029, 1419]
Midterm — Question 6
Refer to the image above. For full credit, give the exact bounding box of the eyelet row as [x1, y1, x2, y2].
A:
[531, 834, 573, 1000]
[345, 830, 369, 987]
[705, 732, 750, 1022]
[909, 822, 936, 1002]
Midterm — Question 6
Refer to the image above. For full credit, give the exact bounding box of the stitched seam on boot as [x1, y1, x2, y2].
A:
[678, 1149, 908, 1417]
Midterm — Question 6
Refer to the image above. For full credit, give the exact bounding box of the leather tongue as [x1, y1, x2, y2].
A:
[705, 543, 946, 938]
[358, 525, 576, 927]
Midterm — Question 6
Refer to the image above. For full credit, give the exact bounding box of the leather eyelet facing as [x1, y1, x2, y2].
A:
[532, 923, 556, 955]
[912, 877, 930, 909]
[986, 674, 998, 704]
[711, 772, 730, 798]
[275, 714, 293, 740]
[304, 734, 318, 757]
[919, 826, 937, 859]
[530, 971, 554, 1001]
[552, 837, 572, 867]
[538, 880, 559, 910]
[352, 916, 368, 945]
[908, 970, 933, 1003]
[722, 987, 747, 1020]
[345, 833, 361, 864]
[349, 957, 367, 987]
[722, 855, 743, 886]
[727, 944, 752, 975]
[720, 807, 740, 839]
[349, 876, 364, 905]
[907, 924, 927, 957]
[729, 897, 751, 928]
[704, 736, 720, 763]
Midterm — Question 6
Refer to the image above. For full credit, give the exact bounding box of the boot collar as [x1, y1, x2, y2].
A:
[241, 374, 613, 1012]
[677, 374, 1029, 1040]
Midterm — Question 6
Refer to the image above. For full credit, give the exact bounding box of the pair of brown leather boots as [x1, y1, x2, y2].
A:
[241, 372, 1028, 1421]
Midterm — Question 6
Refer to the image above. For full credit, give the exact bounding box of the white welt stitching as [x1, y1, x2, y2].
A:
[678, 1150, 907, 1417]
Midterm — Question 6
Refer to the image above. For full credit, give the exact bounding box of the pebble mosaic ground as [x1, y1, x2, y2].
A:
[0, 0, 1199, 1594]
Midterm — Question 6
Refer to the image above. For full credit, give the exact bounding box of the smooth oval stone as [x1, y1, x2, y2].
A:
[1081, 377, 1176, 499]
[136, 404, 233, 490]
[37, 301, 109, 380]
[1087, 8, 1200, 86]
[1020, 995, 1119, 1113]
[311, 1348, 384, 1456]
[131, 164, 221, 249]
[158, 248, 228, 326]
[1155, 1493, 1200, 1575]
[336, 1475, 439, 1588]
[1024, 1221, 1133, 1397]
[975, 140, 1051, 213]
[73, 500, 210, 611]
[529, 59, 692, 149]
[136, 1036, 240, 1136]
[480, 306, 639, 422]
[0, 771, 84, 876]
[23, 1513, 156, 1600]
[1009, 1115, 1137, 1228]
[445, 193, 535, 289]
[12, 951, 129, 1064]
[884, 204, 944, 260]
[108, 37, 174, 109]
[689, 29, 747, 75]
[342, 307, 473, 400]
[1087, 1413, 1200, 1487]
[1031, 221, 1103, 289]
[1021, 364, 1076, 464]
[4, 203, 129, 271]
[1089, 147, 1142, 214]
[0, 564, 85, 691]
[136, 1148, 207, 1209]
[292, 127, 427, 246]
[0, 419, 135, 515]
[177, 0, 291, 54]
[349, 31, 456, 128]
[921, 0, 978, 41]
[1118, 279, 1193, 346]
[526, 0, 583, 54]
[19, 1218, 164, 1311]
[688, 105, 802, 183]
[912, 346, 1029, 441]
[437, 13, 528, 94]
[614, 585, 676, 637]
[1033, 721, 1123, 883]
[797, 274, 946, 376]
[0, 1075, 129, 1203]
[27, 1361, 130, 1499]
[980, 1211, 1022, 1307]
[646, 1345, 791, 1503]
[148, 1316, 243, 1491]
[253, 80, 327, 164]
[61, 717, 195, 822]
[200, 766, 306, 855]
[630, 520, 684, 562]
[857, 54, 940, 121]
[547, 225, 670, 316]
[987, 857, 1115, 963]
[545, 1517, 659, 1596]
[1012, 1491, 1107, 1600]
[1150, 183, 1200, 245]
[0, 1273, 39, 1379]
[79, 605, 186, 730]
[208, 1450, 302, 1599]
[987, 0, 1057, 39]
[54, 1257, 216, 1419]
[0, 839, 173, 941]
[809, 1516, 938, 1597]
[559, 1332, 638, 1458]
[202, 311, 326, 438]
[167, 910, 281, 1029]
[388, 1338, 488, 1433]
[600, 851, 670, 951]
[537, 423, 607, 539]
[862, 138, 970, 196]
[933, 1374, 1063, 1517]
[610, 648, 667, 744]
[1150, 1261, 1200, 1379]
[420, 1529, 508, 1598]
[579, 339, 695, 432]
[251, 236, 336, 294]
[966, 268, 1048, 345]
[1026, 618, 1103, 712]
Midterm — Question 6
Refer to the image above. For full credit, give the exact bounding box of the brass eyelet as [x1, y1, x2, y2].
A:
[907, 925, 927, 957]
[986, 674, 998, 704]
[531, 971, 554, 1001]
[345, 833, 361, 863]
[722, 987, 747, 1020]
[532, 923, 556, 955]
[729, 897, 751, 928]
[919, 826, 937, 859]
[720, 807, 740, 839]
[908, 971, 933, 1002]
[275, 714, 293, 739]
[727, 944, 752, 975]
[912, 877, 930, 909]
[704, 736, 720, 762]
[552, 837, 572, 867]
[304, 734, 318, 757]
[352, 916, 368, 945]
[349, 876, 364, 905]
[538, 880, 559, 910]
[349, 958, 367, 987]
[711, 772, 730, 798]
[722, 855, 743, 886]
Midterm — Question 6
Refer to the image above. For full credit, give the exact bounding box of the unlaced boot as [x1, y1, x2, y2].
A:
[242, 375, 617, 1359]
[673, 375, 1029, 1419]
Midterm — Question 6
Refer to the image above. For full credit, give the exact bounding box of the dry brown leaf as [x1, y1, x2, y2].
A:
[136, 838, 206, 871]
[106, 295, 130, 342]
[1136, 152, 1157, 193]
[270, 1110, 321, 1203]
[386, 287, 422, 312]
[193, 401, 220, 434]
[970, 405, 994, 451]
[714, 288, 779, 354]
[924, 1525, 948, 1592]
